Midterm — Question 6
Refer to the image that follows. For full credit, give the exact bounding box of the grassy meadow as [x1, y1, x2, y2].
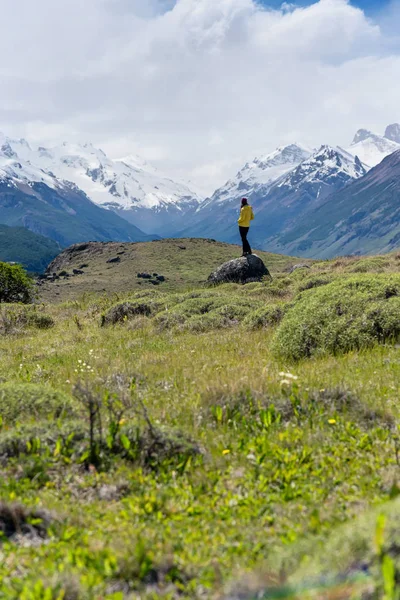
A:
[1, 242, 400, 599]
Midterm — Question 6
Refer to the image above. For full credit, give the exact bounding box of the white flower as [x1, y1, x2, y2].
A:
[279, 372, 298, 380]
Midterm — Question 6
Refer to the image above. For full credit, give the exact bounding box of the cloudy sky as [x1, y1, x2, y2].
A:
[0, 0, 399, 194]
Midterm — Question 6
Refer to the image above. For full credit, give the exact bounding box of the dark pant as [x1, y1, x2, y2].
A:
[239, 226, 252, 255]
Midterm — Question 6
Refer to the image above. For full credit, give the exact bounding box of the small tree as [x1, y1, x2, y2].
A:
[0, 262, 34, 304]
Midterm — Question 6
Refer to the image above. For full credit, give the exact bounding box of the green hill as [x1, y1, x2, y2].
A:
[0, 224, 60, 272]
[39, 237, 307, 302]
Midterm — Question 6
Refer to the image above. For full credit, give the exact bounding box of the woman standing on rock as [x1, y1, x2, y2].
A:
[238, 198, 254, 257]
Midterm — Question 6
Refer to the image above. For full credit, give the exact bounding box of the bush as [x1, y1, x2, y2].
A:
[347, 257, 390, 273]
[0, 262, 34, 303]
[0, 420, 85, 459]
[296, 275, 334, 292]
[0, 307, 55, 334]
[244, 302, 291, 330]
[101, 301, 154, 326]
[0, 383, 76, 425]
[154, 293, 261, 331]
[272, 274, 400, 360]
[183, 305, 246, 332]
[262, 277, 292, 297]
[0, 502, 51, 539]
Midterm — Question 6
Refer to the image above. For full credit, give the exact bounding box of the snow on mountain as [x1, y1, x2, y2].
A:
[0, 134, 62, 190]
[0, 134, 202, 234]
[270, 149, 400, 259]
[346, 127, 400, 167]
[276, 145, 368, 196]
[209, 143, 312, 205]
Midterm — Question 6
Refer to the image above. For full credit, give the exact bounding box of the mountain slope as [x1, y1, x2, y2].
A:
[270, 150, 400, 258]
[0, 134, 201, 235]
[0, 225, 60, 272]
[0, 166, 152, 247]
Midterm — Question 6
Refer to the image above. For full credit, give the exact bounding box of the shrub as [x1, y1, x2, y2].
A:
[26, 312, 55, 329]
[0, 502, 51, 539]
[101, 301, 154, 326]
[262, 277, 292, 297]
[184, 306, 245, 332]
[154, 293, 260, 331]
[296, 275, 334, 292]
[0, 307, 55, 334]
[0, 420, 85, 460]
[272, 274, 400, 360]
[347, 257, 390, 273]
[0, 262, 34, 304]
[0, 383, 76, 425]
[153, 311, 186, 331]
[243, 302, 291, 330]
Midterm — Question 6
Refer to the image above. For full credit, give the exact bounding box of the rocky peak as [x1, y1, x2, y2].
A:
[384, 123, 400, 144]
[352, 129, 373, 145]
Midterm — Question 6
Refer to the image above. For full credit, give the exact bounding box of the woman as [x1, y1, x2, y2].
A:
[238, 197, 254, 257]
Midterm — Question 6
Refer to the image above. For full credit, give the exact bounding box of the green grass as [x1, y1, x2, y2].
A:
[1, 247, 400, 598]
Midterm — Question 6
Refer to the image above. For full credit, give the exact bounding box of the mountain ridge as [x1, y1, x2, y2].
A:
[268, 149, 400, 258]
[0, 134, 201, 235]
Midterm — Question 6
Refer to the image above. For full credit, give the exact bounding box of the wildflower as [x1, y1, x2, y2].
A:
[279, 372, 299, 381]
[119, 418, 126, 426]
[280, 379, 292, 386]
[222, 449, 230, 455]
[78, 360, 82, 364]
[328, 419, 336, 425]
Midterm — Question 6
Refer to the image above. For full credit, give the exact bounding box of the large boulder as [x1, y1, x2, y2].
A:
[208, 255, 271, 285]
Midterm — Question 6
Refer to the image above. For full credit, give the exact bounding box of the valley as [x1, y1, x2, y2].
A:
[1, 123, 400, 267]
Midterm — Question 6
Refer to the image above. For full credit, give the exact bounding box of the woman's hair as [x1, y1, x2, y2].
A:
[241, 197, 248, 206]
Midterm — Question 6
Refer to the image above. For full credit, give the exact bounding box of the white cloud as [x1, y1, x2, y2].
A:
[0, 0, 399, 195]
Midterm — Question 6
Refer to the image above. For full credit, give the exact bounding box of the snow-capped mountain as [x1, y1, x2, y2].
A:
[177, 145, 367, 247]
[346, 126, 400, 167]
[270, 149, 400, 258]
[0, 134, 201, 235]
[0, 136, 152, 247]
[275, 145, 367, 196]
[210, 143, 312, 205]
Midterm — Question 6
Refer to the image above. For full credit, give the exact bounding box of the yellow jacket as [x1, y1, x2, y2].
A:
[238, 205, 254, 227]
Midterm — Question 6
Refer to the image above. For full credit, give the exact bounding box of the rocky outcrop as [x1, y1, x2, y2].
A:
[208, 255, 271, 285]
